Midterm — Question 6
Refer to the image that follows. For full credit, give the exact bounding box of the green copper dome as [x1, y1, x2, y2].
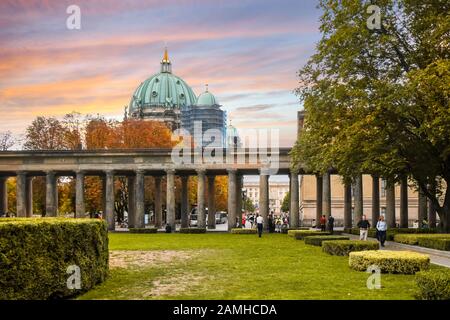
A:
[196, 88, 218, 106]
[129, 49, 197, 113]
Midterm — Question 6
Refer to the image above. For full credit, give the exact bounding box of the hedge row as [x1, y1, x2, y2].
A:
[281, 227, 310, 234]
[344, 227, 436, 241]
[304, 235, 350, 246]
[128, 228, 158, 234]
[418, 238, 450, 251]
[322, 240, 379, 256]
[289, 230, 330, 239]
[0, 218, 109, 299]
[349, 250, 429, 274]
[231, 228, 257, 234]
[415, 269, 450, 300]
[393, 234, 450, 251]
[178, 228, 207, 234]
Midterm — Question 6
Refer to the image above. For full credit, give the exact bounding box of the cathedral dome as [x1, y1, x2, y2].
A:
[129, 49, 197, 115]
[196, 87, 218, 106]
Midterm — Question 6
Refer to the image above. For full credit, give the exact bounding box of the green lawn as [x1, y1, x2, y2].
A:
[79, 232, 438, 300]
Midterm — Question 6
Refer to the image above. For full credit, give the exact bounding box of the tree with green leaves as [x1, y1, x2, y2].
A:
[281, 191, 290, 213]
[291, 1, 450, 231]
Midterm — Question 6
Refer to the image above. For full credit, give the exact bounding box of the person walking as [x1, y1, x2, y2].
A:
[376, 215, 387, 247]
[327, 215, 335, 234]
[320, 215, 327, 232]
[357, 215, 371, 240]
[256, 214, 264, 238]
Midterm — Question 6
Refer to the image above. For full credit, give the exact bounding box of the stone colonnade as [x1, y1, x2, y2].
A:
[1, 170, 437, 231]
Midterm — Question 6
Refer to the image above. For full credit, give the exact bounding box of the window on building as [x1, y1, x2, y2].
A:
[381, 179, 387, 197]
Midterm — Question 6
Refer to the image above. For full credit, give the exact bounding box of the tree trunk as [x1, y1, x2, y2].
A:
[417, 178, 450, 233]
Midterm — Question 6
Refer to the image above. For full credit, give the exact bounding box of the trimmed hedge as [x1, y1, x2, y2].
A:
[418, 238, 450, 251]
[344, 227, 436, 241]
[349, 250, 430, 274]
[289, 230, 330, 239]
[394, 233, 450, 246]
[415, 269, 450, 300]
[304, 235, 350, 246]
[282, 227, 310, 234]
[0, 218, 109, 300]
[231, 228, 257, 234]
[179, 228, 206, 234]
[128, 228, 158, 234]
[322, 240, 379, 256]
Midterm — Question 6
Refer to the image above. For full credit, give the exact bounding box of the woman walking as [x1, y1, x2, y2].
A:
[376, 215, 387, 247]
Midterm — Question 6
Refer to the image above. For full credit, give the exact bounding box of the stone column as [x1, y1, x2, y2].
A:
[104, 170, 115, 231]
[344, 182, 352, 228]
[354, 174, 363, 220]
[127, 176, 135, 228]
[134, 170, 145, 228]
[371, 175, 380, 226]
[46, 171, 57, 217]
[102, 176, 107, 217]
[207, 175, 216, 229]
[290, 170, 299, 228]
[197, 170, 206, 229]
[400, 176, 409, 228]
[259, 170, 269, 229]
[227, 169, 237, 231]
[385, 181, 396, 228]
[322, 172, 331, 218]
[0, 177, 8, 215]
[16, 171, 27, 217]
[288, 173, 292, 218]
[418, 186, 427, 228]
[154, 176, 162, 228]
[315, 174, 323, 227]
[166, 169, 176, 231]
[180, 176, 189, 228]
[75, 171, 85, 218]
[236, 175, 243, 228]
[26, 176, 33, 217]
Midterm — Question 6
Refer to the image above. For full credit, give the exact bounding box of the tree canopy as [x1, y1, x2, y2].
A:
[291, 0, 450, 231]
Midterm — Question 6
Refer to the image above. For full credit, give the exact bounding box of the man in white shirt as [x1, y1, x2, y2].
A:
[256, 214, 264, 238]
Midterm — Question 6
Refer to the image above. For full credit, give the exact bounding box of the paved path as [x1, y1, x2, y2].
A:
[343, 233, 450, 268]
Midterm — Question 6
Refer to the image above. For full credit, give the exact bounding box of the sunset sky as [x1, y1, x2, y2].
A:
[0, 0, 322, 147]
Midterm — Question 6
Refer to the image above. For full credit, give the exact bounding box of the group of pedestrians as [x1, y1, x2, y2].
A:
[319, 214, 335, 233]
[318, 213, 387, 247]
[357, 214, 387, 247]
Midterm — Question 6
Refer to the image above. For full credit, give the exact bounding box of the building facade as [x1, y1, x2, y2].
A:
[244, 181, 290, 215]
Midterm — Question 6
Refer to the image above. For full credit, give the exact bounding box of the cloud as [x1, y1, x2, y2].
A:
[0, 0, 321, 146]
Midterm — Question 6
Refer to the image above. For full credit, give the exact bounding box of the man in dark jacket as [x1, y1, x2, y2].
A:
[327, 215, 335, 234]
[357, 215, 371, 240]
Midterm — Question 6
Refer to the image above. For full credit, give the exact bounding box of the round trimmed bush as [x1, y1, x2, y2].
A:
[349, 250, 430, 274]
[322, 240, 379, 256]
[128, 228, 158, 234]
[231, 228, 257, 234]
[304, 235, 350, 246]
[415, 269, 450, 300]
